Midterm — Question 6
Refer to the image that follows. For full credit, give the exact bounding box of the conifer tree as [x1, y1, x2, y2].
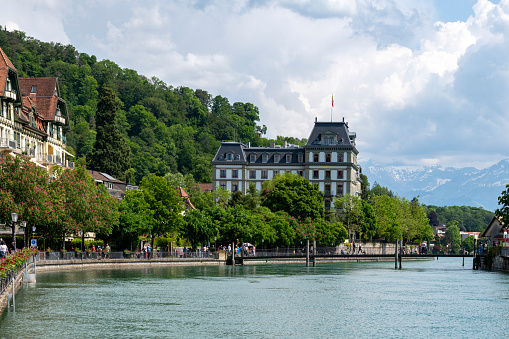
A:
[88, 86, 131, 180]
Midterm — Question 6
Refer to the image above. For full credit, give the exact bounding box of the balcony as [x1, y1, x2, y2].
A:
[54, 115, 65, 125]
[66, 160, 75, 168]
[21, 147, 36, 158]
[3, 90, 17, 100]
[0, 138, 17, 153]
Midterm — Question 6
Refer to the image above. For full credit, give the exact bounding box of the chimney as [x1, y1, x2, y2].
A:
[315, 117, 317, 122]
[270, 142, 275, 148]
[284, 140, 288, 148]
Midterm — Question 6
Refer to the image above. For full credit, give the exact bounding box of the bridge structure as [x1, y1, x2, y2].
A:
[228, 240, 479, 269]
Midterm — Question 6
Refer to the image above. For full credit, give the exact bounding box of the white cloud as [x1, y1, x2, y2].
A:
[3, 0, 509, 170]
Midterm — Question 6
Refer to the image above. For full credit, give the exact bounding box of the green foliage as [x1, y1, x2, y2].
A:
[87, 86, 131, 180]
[463, 235, 475, 252]
[496, 184, 509, 229]
[181, 209, 217, 249]
[262, 174, 324, 221]
[444, 220, 461, 254]
[424, 205, 493, 232]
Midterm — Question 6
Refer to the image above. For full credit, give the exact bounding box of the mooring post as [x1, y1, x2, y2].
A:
[232, 242, 235, 266]
[306, 240, 310, 267]
[395, 239, 398, 270]
[463, 255, 465, 267]
[313, 240, 316, 267]
[399, 238, 403, 269]
[12, 276, 15, 312]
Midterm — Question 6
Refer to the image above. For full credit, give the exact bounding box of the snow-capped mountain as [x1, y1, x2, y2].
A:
[360, 159, 509, 212]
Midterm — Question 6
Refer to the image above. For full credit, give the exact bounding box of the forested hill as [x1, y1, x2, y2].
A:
[0, 29, 306, 184]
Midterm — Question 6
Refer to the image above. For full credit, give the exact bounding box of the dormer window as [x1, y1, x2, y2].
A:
[298, 154, 303, 163]
[235, 154, 240, 160]
[274, 154, 280, 163]
[323, 135, 335, 145]
[226, 153, 232, 161]
[286, 154, 292, 163]
[250, 154, 256, 163]
[262, 154, 268, 163]
[31, 86, 37, 93]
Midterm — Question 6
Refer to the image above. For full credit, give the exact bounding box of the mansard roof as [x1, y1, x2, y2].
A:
[212, 142, 248, 164]
[18, 77, 67, 121]
[305, 121, 355, 148]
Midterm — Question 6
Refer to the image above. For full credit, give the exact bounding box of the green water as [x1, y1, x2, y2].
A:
[1, 258, 508, 338]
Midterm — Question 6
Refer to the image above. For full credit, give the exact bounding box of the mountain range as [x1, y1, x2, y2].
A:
[359, 159, 509, 212]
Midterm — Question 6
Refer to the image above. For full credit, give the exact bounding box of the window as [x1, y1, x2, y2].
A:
[273, 170, 279, 176]
[232, 169, 238, 178]
[232, 182, 238, 192]
[250, 170, 256, 179]
[298, 170, 303, 177]
[338, 154, 344, 162]
[261, 170, 268, 179]
[325, 183, 331, 195]
[286, 170, 291, 174]
[337, 184, 343, 194]
[286, 154, 292, 163]
[274, 154, 280, 163]
[250, 154, 256, 162]
[313, 153, 319, 162]
[227, 153, 232, 161]
[326, 153, 331, 162]
[262, 154, 268, 163]
[220, 169, 226, 178]
[324, 199, 331, 209]
[5, 80, 11, 91]
[338, 170, 343, 179]
[235, 154, 240, 160]
[325, 170, 331, 179]
[298, 154, 303, 163]
[31, 86, 37, 93]
[313, 170, 319, 179]
[220, 182, 227, 190]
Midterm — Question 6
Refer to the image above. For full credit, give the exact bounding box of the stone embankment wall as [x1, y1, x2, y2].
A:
[0, 263, 33, 315]
[492, 255, 509, 271]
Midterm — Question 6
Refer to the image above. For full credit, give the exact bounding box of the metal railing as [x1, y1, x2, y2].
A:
[38, 251, 220, 260]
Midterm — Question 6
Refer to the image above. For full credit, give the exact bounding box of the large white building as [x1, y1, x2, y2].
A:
[212, 119, 361, 212]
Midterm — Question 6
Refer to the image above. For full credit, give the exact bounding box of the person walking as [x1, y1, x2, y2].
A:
[105, 244, 110, 259]
[0, 239, 7, 263]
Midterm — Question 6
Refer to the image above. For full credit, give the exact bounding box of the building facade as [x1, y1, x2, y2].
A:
[211, 119, 361, 212]
[0, 47, 73, 174]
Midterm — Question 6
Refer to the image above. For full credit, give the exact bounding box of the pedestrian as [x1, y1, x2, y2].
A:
[0, 239, 7, 263]
[147, 244, 152, 259]
[105, 243, 110, 259]
[358, 244, 362, 254]
[352, 242, 356, 254]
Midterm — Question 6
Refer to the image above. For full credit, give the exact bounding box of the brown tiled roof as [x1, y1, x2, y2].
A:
[0, 47, 17, 97]
[177, 187, 196, 209]
[199, 183, 213, 193]
[21, 96, 46, 134]
[87, 170, 125, 184]
[18, 78, 60, 120]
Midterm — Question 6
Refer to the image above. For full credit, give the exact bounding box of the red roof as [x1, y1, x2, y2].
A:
[199, 183, 213, 193]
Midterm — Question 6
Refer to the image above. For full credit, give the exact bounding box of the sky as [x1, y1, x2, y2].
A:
[2, 0, 509, 169]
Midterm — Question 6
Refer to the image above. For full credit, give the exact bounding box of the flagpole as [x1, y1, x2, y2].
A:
[331, 94, 334, 122]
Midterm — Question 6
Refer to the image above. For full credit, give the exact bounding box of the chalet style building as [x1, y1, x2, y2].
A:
[212, 119, 361, 212]
[0, 47, 73, 174]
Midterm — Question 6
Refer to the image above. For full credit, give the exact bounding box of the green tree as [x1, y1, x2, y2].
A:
[181, 209, 217, 250]
[140, 174, 185, 248]
[496, 184, 509, 228]
[88, 86, 131, 180]
[463, 235, 475, 253]
[444, 220, 461, 254]
[333, 194, 364, 240]
[116, 188, 153, 251]
[262, 174, 324, 221]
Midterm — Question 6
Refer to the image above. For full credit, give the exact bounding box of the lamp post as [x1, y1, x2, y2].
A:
[20, 221, 27, 248]
[11, 212, 18, 252]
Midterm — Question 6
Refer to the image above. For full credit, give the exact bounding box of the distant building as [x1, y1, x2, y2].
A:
[483, 217, 504, 246]
[211, 118, 361, 212]
[87, 170, 138, 200]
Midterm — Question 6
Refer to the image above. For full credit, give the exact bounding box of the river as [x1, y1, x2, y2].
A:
[1, 257, 508, 338]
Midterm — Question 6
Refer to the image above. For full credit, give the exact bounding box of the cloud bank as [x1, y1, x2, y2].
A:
[2, 0, 509, 169]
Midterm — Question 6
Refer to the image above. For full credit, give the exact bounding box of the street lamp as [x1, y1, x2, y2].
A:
[20, 221, 26, 248]
[11, 212, 18, 252]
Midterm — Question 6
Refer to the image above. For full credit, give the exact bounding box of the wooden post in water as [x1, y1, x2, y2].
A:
[232, 242, 235, 266]
[313, 240, 316, 267]
[395, 239, 398, 270]
[399, 238, 403, 269]
[306, 240, 310, 267]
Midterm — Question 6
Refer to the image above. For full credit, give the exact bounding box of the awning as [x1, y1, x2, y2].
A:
[62, 149, 75, 157]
